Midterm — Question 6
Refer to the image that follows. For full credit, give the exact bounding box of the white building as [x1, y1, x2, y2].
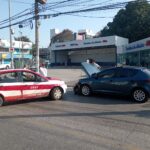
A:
[49, 35, 128, 67]
[118, 37, 150, 68]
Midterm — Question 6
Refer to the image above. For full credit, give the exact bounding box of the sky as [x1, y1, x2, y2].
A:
[0, 0, 132, 48]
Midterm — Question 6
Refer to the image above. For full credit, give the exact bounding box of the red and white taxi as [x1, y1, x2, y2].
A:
[0, 69, 67, 106]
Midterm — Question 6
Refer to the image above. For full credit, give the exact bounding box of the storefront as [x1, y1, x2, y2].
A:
[49, 35, 128, 67]
[118, 37, 150, 68]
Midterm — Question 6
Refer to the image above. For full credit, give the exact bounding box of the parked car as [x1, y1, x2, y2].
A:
[74, 63, 150, 103]
[0, 63, 11, 69]
[0, 69, 67, 106]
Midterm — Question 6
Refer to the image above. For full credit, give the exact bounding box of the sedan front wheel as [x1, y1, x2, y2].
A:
[80, 85, 91, 96]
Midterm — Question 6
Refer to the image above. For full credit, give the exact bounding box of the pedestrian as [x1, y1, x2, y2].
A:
[39, 64, 48, 77]
[24, 64, 29, 69]
[88, 58, 101, 69]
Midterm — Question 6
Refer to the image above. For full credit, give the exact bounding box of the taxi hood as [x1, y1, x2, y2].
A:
[81, 62, 100, 77]
[47, 77, 61, 80]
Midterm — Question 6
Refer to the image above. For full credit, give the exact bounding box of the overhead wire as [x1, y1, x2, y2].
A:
[0, 1, 131, 29]
[0, 0, 146, 29]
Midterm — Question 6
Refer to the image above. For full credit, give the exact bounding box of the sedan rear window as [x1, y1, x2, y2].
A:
[142, 69, 150, 76]
[115, 68, 138, 78]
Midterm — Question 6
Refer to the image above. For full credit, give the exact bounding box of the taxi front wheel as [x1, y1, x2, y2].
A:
[50, 87, 63, 100]
[0, 96, 4, 106]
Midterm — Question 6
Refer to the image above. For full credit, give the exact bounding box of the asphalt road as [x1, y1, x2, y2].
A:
[0, 88, 150, 150]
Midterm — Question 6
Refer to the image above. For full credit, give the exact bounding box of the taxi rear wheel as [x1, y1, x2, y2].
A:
[0, 96, 4, 106]
[6, 66, 9, 69]
[50, 87, 63, 100]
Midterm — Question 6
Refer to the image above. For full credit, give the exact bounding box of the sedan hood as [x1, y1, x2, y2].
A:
[81, 62, 100, 77]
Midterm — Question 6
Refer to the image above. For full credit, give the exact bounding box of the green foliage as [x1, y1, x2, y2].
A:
[31, 43, 36, 56]
[100, 0, 150, 42]
[51, 29, 73, 43]
[14, 36, 31, 42]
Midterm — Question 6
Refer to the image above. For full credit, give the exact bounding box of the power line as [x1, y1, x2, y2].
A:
[0, 0, 32, 5]
[0, 1, 131, 29]
[0, 0, 148, 29]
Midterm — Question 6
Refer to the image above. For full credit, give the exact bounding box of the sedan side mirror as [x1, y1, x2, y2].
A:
[91, 73, 98, 79]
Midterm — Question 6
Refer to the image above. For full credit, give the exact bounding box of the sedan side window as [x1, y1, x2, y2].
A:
[0, 72, 19, 83]
[115, 69, 128, 78]
[115, 69, 138, 78]
[98, 69, 115, 79]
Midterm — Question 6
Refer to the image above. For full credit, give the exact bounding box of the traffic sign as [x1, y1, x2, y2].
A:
[9, 47, 14, 52]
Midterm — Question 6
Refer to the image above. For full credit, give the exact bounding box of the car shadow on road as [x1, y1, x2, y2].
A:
[64, 90, 145, 105]
[3, 97, 53, 107]
[0, 109, 150, 120]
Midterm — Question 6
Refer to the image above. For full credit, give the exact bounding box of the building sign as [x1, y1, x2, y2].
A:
[83, 39, 107, 45]
[50, 36, 117, 51]
[9, 47, 14, 52]
[125, 38, 150, 52]
[126, 43, 145, 51]
[2, 54, 7, 59]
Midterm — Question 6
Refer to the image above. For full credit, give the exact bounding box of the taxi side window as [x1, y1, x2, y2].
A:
[36, 75, 47, 82]
[0, 72, 19, 83]
[22, 71, 36, 82]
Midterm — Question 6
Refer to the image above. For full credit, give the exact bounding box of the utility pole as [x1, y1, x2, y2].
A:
[8, 0, 14, 68]
[35, 0, 47, 72]
[35, 0, 40, 72]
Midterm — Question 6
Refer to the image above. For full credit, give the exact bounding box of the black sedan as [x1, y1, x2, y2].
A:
[74, 63, 150, 103]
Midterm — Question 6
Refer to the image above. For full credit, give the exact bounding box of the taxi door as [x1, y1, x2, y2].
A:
[0, 71, 22, 101]
[21, 71, 49, 99]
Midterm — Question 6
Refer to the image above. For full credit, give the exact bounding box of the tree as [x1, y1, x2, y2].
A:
[51, 29, 73, 43]
[14, 36, 36, 56]
[31, 43, 36, 56]
[100, 0, 150, 42]
[14, 36, 31, 42]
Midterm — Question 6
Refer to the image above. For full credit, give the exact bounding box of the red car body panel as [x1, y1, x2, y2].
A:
[0, 69, 67, 103]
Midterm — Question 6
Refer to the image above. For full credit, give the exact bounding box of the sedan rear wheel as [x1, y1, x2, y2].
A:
[0, 96, 4, 106]
[80, 85, 91, 96]
[50, 87, 63, 100]
[132, 89, 148, 103]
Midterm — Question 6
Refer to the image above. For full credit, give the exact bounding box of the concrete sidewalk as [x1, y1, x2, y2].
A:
[47, 67, 87, 87]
